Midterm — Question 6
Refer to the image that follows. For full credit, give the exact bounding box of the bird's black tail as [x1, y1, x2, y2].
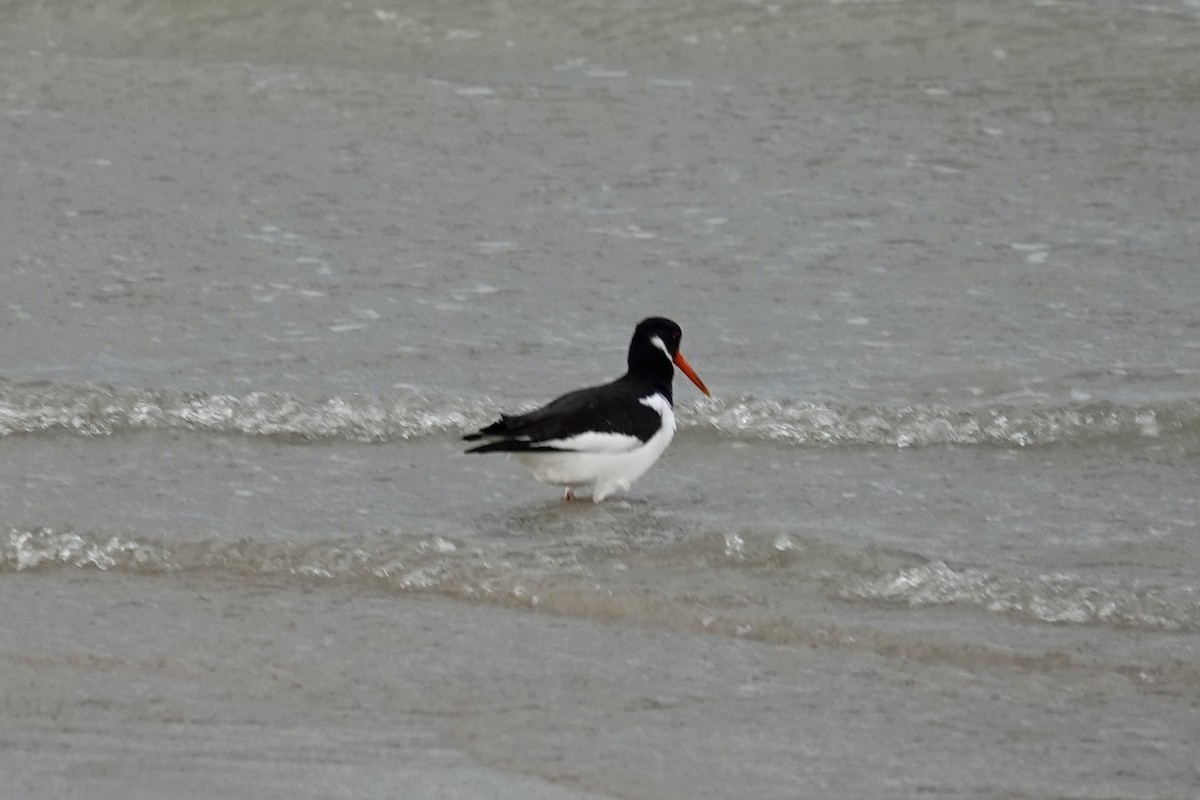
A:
[462, 416, 513, 442]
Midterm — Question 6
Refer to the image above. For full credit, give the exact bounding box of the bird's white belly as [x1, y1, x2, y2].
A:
[513, 397, 676, 501]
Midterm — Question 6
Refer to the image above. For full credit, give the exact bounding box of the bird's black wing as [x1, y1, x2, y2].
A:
[463, 379, 662, 453]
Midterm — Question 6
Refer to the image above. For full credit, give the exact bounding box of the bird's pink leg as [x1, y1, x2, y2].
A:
[563, 487, 575, 502]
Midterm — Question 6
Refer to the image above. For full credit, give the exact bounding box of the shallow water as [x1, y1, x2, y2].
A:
[3, 1, 1200, 798]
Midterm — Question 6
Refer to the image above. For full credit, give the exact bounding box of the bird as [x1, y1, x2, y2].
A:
[463, 317, 711, 502]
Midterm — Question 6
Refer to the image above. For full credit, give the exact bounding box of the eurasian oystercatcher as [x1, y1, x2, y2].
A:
[464, 317, 711, 502]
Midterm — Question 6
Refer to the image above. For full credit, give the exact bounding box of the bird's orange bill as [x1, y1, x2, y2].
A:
[673, 351, 711, 397]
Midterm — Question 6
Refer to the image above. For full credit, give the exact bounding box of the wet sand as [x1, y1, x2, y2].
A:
[4, 574, 1198, 799]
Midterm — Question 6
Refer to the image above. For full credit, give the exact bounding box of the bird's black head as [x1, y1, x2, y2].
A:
[631, 316, 683, 359]
[627, 317, 710, 398]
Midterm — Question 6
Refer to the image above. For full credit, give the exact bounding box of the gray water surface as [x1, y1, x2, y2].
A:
[3, 1, 1200, 798]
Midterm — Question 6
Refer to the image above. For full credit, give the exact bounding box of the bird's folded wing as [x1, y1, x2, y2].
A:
[468, 381, 663, 450]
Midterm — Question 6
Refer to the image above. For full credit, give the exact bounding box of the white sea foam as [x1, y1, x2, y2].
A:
[1, 379, 1197, 446]
[840, 560, 1200, 631]
[6, 525, 1197, 634]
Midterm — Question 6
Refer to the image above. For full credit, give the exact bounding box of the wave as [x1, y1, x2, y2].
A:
[838, 560, 1200, 632]
[0, 379, 484, 442]
[2, 377, 1197, 447]
[5, 526, 1199, 636]
[694, 395, 1196, 448]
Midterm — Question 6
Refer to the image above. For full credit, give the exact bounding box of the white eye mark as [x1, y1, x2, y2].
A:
[649, 335, 671, 359]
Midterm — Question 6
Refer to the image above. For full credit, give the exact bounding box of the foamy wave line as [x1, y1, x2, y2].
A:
[0, 380, 490, 442]
[839, 560, 1200, 632]
[6, 526, 1199, 635]
[1, 526, 477, 590]
[1, 379, 1196, 446]
[690, 397, 1195, 447]
[12, 525, 1199, 688]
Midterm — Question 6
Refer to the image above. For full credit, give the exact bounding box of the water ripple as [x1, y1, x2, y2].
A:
[2, 378, 1196, 447]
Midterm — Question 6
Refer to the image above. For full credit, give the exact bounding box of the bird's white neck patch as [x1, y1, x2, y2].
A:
[649, 335, 671, 361]
[639, 392, 672, 417]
